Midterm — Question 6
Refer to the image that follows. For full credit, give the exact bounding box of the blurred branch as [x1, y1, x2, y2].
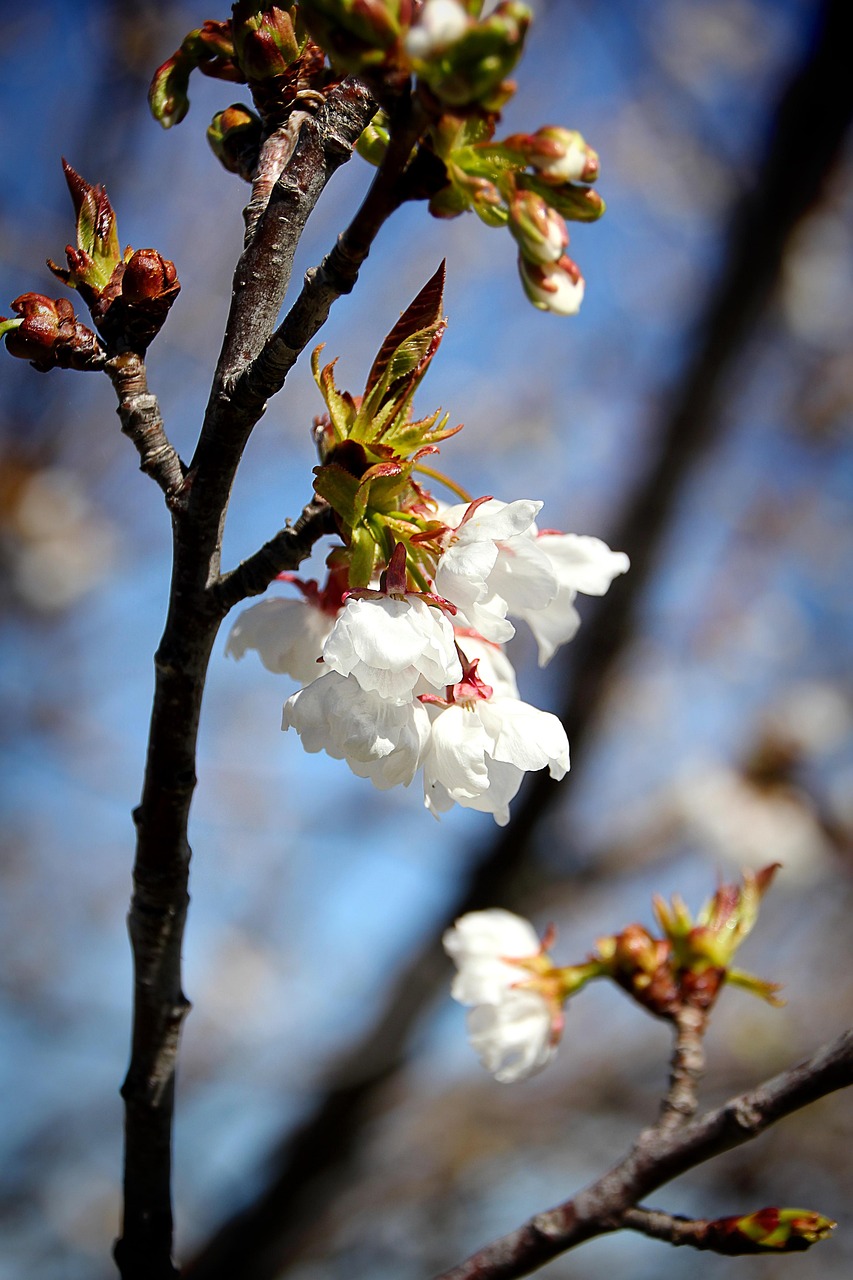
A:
[660, 1007, 707, 1129]
[186, 3, 853, 1276]
[433, 1029, 853, 1279]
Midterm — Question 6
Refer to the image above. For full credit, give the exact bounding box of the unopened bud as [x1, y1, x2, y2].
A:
[47, 160, 122, 298]
[355, 110, 391, 168]
[413, 1, 530, 109]
[120, 249, 179, 305]
[149, 20, 241, 129]
[404, 0, 469, 60]
[712, 1207, 836, 1253]
[519, 252, 584, 316]
[208, 103, 264, 178]
[508, 190, 568, 263]
[1, 294, 104, 372]
[522, 126, 599, 184]
[232, 2, 303, 80]
[299, 0, 413, 71]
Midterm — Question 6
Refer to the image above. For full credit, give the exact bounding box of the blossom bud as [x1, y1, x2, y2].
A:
[207, 103, 264, 178]
[404, 0, 469, 60]
[232, 2, 303, 80]
[508, 190, 568, 264]
[518, 253, 584, 316]
[710, 1207, 836, 1253]
[524, 126, 599, 184]
[413, 1, 530, 110]
[1, 294, 104, 372]
[120, 249, 178, 306]
[298, 0, 413, 71]
[355, 110, 392, 168]
[149, 21, 240, 129]
[47, 160, 122, 299]
[596, 924, 680, 1016]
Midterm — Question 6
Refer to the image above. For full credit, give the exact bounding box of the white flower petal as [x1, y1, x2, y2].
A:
[466, 993, 555, 1082]
[283, 672, 429, 788]
[225, 597, 335, 684]
[443, 910, 556, 1082]
[322, 595, 461, 703]
[537, 533, 629, 596]
[479, 697, 570, 780]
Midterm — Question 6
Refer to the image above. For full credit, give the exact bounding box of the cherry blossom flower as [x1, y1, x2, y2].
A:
[421, 662, 570, 825]
[226, 596, 337, 684]
[443, 909, 559, 1082]
[433, 497, 551, 642]
[282, 671, 431, 789]
[322, 594, 461, 704]
[516, 533, 630, 666]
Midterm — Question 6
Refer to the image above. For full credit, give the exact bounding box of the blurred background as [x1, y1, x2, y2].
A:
[1, 1, 852, 1277]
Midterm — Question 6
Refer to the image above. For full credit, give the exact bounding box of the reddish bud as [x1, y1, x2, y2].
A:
[120, 249, 179, 305]
[709, 1207, 836, 1253]
[207, 103, 264, 179]
[1, 294, 105, 372]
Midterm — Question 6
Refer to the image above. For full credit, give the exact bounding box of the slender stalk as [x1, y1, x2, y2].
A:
[660, 1006, 706, 1129]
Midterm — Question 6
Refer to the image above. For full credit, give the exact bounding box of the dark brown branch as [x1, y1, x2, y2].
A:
[232, 92, 426, 418]
[185, 77, 376, 563]
[432, 1030, 853, 1280]
[213, 496, 336, 612]
[105, 352, 185, 502]
[114, 82, 378, 1280]
[186, 6, 853, 1276]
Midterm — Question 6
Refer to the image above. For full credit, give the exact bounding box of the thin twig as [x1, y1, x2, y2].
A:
[620, 1205, 829, 1254]
[432, 1030, 853, 1280]
[213, 496, 336, 613]
[660, 1006, 706, 1129]
[105, 352, 186, 502]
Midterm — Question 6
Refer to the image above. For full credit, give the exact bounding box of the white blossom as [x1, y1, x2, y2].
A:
[322, 595, 461, 704]
[443, 909, 556, 1082]
[282, 671, 431, 789]
[517, 533, 630, 666]
[423, 694, 569, 826]
[434, 498, 551, 642]
[226, 597, 336, 684]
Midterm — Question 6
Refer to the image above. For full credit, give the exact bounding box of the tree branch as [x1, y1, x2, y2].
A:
[105, 352, 185, 503]
[114, 81, 378, 1280]
[232, 91, 427, 418]
[660, 1006, 707, 1129]
[432, 1030, 853, 1280]
[213, 495, 336, 613]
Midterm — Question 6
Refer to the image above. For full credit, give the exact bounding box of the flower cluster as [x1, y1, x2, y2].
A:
[228, 267, 628, 824]
[445, 867, 783, 1083]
